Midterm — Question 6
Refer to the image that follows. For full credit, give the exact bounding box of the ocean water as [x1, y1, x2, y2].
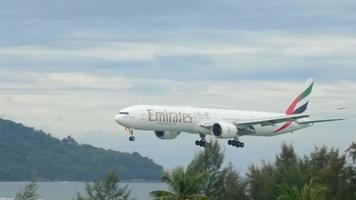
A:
[0, 182, 168, 200]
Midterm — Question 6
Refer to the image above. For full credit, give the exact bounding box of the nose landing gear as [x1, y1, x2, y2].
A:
[129, 136, 135, 141]
[125, 127, 135, 142]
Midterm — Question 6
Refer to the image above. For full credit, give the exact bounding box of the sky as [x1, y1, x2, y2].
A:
[0, 0, 355, 173]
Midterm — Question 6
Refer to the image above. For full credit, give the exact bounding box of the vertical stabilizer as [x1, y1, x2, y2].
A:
[285, 79, 314, 115]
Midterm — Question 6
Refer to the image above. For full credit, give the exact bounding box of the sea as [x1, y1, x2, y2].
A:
[0, 182, 168, 200]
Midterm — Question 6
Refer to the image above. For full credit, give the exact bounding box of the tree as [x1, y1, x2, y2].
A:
[278, 179, 328, 200]
[247, 144, 306, 200]
[15, 181, 40, 200]
[189, 140, 225, 199]
[305, 146, 347, 200]
[275, 144, 298, 168]
[75, 172, 134, 200]
[273, 144, 306, 198]
[189, 141, 248, 200]
[344, 142, 356, 200]
[246, 143, 356, 200]
[151, 165, 208, 200]
[190, 141, 224, 172]
[346, 142, 356, 163]
[221, 163, 248, 200]
[247, 161, 276, 200]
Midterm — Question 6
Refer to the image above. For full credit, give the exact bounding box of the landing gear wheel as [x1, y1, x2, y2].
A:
[228, 138, 245, 148]
[125, 127, 135, 142]
[195, 134, 208, 148]
[195, 140, 206, 147]
[239, 142, 244, 148]
[232, 140, 239, 146]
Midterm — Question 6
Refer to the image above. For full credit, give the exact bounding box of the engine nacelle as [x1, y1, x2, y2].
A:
[211, 122, 238, 139]
[154, 131, 181, 140]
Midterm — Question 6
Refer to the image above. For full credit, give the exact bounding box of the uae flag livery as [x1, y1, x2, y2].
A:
[286, 79, 314, 115]
[274, 79, 314, 133]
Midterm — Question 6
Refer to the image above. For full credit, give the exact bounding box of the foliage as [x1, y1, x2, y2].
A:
[0, 118, 163, 181]
[247, 162, 276, 200]
[15, 181, 40, 200]
[75, 172, 134, 200]
[247, 143, 356, 200]
[278, 179, 328, 200]
[221, 163, 248, 200]
[151, 164, 209, 200]
[2, 117, 356, 199]
[189, 141, 225, 199]
[346, 142, 356, 163]
[186, 140, 248, 200]
[190, 141, 224, 172]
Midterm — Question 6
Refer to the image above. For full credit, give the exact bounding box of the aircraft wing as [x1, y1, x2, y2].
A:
[234, 114, 310, 127]
[199, 114, 310, 128]
[297, 118, 345, 124]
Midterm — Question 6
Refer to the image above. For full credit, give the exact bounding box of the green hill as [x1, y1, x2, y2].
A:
[0, 118, 163, 181]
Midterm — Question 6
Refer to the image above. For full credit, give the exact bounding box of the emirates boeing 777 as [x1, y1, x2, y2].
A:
[115, 79, 344, 148]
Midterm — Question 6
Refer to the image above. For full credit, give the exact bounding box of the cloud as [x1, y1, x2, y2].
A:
[2, 33, 356, 62]
[1, 32, 356, 83]
[0, 70, 354, 170]
[0, 71, 354, 131]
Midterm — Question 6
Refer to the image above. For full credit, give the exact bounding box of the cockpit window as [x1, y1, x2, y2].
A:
[119, 112, 129, 115]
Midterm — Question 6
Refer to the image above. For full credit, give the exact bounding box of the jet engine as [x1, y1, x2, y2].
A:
[154, 131, 181, 140]
[211, 122, 238, 138]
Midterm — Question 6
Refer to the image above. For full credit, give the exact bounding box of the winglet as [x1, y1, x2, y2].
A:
[285, 79, 314, 115]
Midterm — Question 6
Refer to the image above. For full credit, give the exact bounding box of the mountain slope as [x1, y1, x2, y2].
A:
[0, 119, 163, 181]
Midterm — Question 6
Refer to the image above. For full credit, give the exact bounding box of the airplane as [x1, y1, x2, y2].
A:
[114, 79, 344, 148]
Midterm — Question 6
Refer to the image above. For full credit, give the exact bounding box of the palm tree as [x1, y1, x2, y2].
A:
[15, 181, 40, 200]
[151, 165, 208, 200]
[75, 172, 134, 200]
[278, 179, 328, 200]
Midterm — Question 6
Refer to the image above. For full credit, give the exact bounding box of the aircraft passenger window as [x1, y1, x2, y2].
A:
[119, 112, 129, 115]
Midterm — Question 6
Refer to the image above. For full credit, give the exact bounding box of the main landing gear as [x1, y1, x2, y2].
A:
[125, 127, 135, 142]
[228, 137, 245, 148]
[195, 134, 208, 147]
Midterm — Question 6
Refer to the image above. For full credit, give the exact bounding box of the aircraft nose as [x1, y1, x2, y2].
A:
[115, 114, 121, 124]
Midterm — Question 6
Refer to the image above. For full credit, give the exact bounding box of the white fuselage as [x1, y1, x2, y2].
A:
[115, 105, 311, 137]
